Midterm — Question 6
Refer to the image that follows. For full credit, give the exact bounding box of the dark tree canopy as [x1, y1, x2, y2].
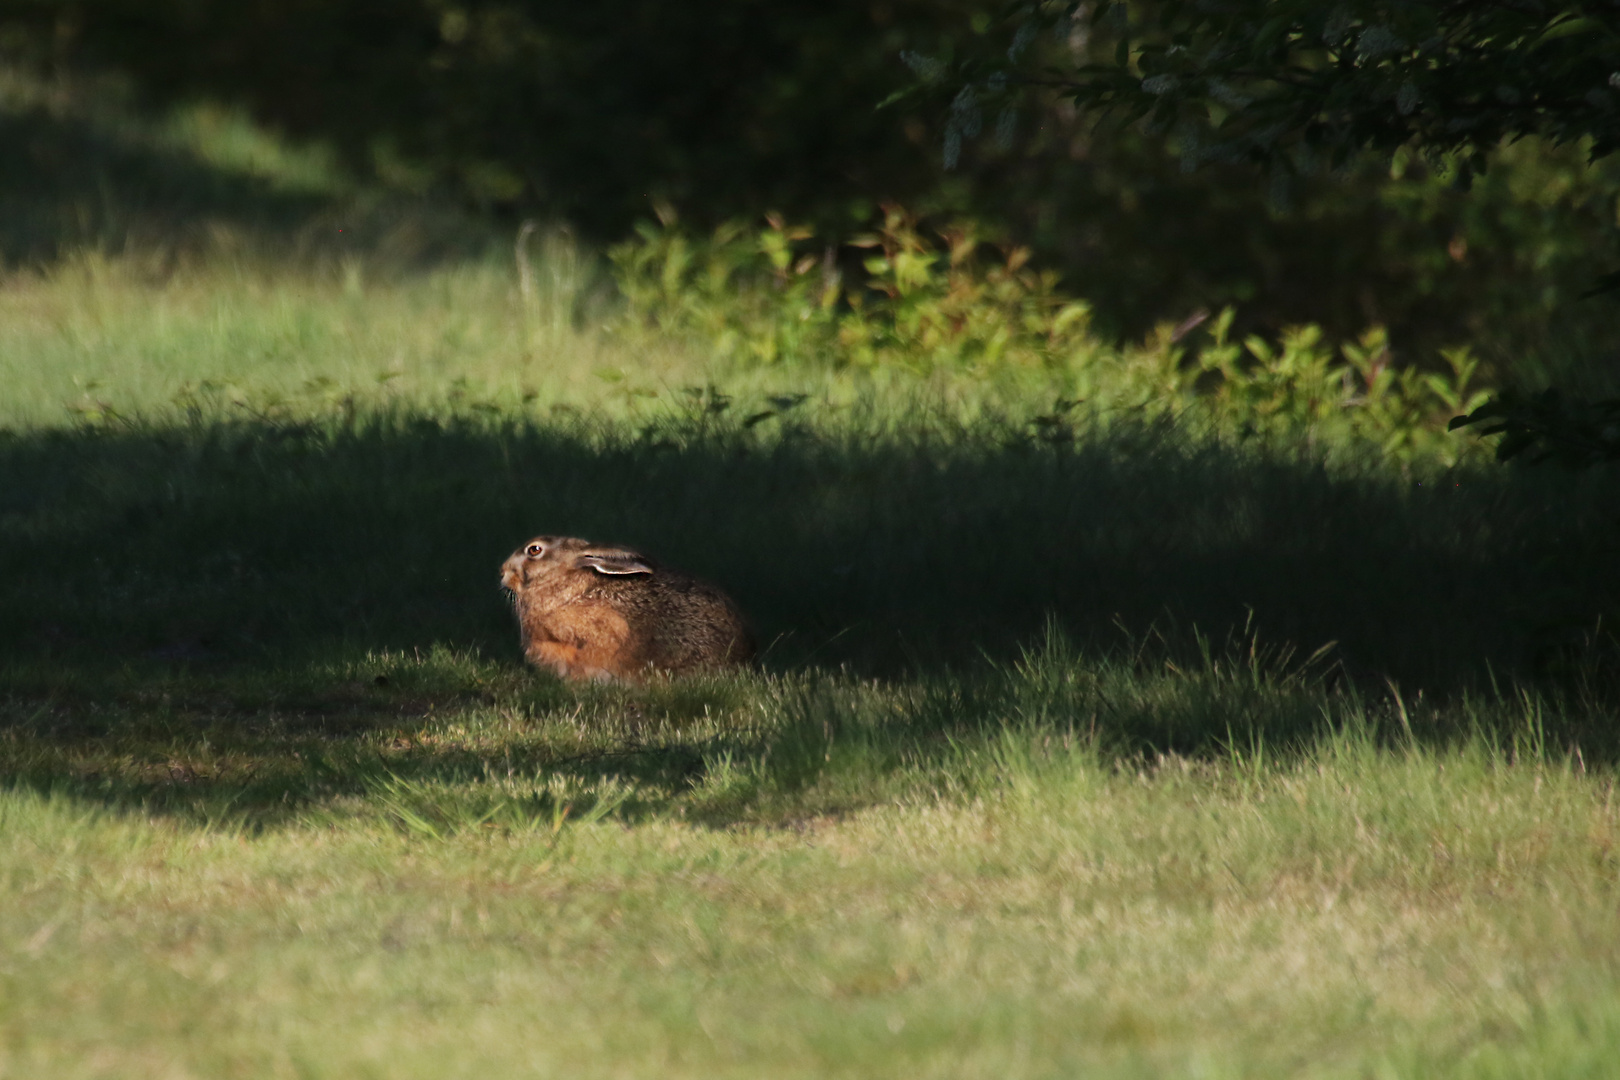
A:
[0, 1, 971, 234]
[945, 1, 1620, 183]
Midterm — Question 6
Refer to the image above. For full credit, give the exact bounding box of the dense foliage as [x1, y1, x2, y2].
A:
[918, 0, 1620, 426]
[917, 0, 1620, 361]
[952, 1, 1620, 178]
[612, 208, 1491, 463]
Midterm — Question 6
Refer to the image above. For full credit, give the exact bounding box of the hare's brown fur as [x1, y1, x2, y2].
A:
[500, 535, 754, 682]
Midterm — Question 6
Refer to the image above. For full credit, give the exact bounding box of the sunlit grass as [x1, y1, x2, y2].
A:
[4, 687, 1620, 1079]
[0, 239, 1103, 434]
[4, 622, 1619, 1075]
[0, 246, 610, 426]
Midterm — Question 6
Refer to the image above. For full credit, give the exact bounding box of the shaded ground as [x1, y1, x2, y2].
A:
[3, 413, 1613, 684]
[2, 410, 1617, 826]
[0, 71, 493, 270]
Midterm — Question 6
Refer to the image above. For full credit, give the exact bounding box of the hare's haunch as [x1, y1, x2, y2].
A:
[500, 535, 754, 682]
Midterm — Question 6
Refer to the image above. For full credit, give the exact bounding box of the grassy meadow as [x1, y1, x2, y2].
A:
[4, 78, 1620, 1079]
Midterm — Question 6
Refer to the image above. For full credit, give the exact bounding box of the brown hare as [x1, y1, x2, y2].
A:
[499, 535, 755, 682]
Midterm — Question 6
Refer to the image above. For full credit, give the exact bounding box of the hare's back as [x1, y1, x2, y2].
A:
[594, 570, 754, 670]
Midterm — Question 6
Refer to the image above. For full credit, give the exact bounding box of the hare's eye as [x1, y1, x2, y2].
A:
[525, 543, 545, 557]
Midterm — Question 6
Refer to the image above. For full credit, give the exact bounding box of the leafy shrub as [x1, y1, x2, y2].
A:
[611, 208, 1492, 463]
[610, 212, 841, 368]
[1192, 316, 1492, 460]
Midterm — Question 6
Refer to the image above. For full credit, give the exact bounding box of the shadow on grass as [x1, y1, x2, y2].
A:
[0, 688, 716, 832]
[4, 411, 1615, 681]
[1, 410, 1617, 823]
[0, 91, 492, 270]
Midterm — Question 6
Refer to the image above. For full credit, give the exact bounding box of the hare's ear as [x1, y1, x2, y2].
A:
[577, 552, 654, 576]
